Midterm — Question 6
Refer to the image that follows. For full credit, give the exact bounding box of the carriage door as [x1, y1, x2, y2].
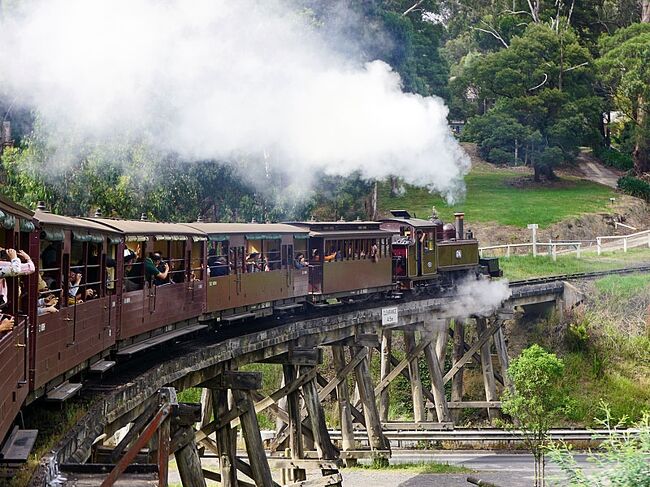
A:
[283, 244, 293, 290]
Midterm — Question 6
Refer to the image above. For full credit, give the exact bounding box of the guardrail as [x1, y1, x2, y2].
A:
[479, 242, 589, 261]
[325, 428, 639, 443]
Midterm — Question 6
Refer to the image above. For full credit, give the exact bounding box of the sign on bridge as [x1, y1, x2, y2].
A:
[381, 307, 398, 326]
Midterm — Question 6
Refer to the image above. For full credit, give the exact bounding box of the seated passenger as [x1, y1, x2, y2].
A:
[68, 271, 93, 304]
[145, 253, 170, 286]
[37, 274, 59, 315]
[207, 248, 219, 277]
[311, 249, 320, 262]
[324, 247, 338, 262]
[294, 253, 307, 269]
[370, 243, 379, 262]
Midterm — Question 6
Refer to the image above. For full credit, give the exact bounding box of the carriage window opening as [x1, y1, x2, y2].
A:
[168, 239, 186, 283]
[191, 240, 204, 281]
[208, 241, 229, 277]
[106, 243, 118, 292]
[39, 240, 63, 312]
[266, 240, 281, 271]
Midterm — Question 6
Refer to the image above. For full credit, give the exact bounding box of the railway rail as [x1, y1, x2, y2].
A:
[508, 264, 650, 287]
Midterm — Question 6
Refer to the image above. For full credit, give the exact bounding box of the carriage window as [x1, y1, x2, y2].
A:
[169, 240, 186, 283]
[106, 243, 118, 292]
[124, 242, 144, 292]
[266, 239, 281, 271]
[39, 240, 63, 311]
[208, 241, 229, 277]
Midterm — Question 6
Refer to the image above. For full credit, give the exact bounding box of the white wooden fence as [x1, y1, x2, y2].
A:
[479, 229, 650, 261]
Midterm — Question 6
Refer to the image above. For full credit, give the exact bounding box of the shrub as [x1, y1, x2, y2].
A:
[618, 175, 650, 202]
[594, 146, 634, 171]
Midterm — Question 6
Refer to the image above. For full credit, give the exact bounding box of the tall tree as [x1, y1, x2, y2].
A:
[598, 22, 650, 174]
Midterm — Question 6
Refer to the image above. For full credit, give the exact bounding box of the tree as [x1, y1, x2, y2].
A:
[501, 344, 566, 487]
[458, 23, 600, 179]
[598, 23, 650, 175]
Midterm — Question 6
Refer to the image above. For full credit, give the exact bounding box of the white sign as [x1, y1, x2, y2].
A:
[527, 224, 538, 229]
[382, 307, 398, 326]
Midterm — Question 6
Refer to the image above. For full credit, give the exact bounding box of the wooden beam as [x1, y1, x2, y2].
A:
[371, 335, 433, 400]
[451, 319, 465, 422]
[173, 425, 207, 487]
[493, 326, 512, 392]
[353, 346, 390, 452]
[261, 348, 323, 366]
[449, 326, 505, 387]
[379, 330, 391, 423]
[404, 331, 425, 423]
[444, 319, 501, 385]
[284, 364, 304, 468]
[331, 346, 355, 463]
[448, 401, 502, 409]
[327, 334, 380, 348]
[211, 388, 237, 487]
[423, 331, 450, 423]
[317, 348, 367, 401]
[233, 389, 276, 487]
[200, 371, 262, 391]
[301, 366, 338, 460]
[477, 318, 499, 421]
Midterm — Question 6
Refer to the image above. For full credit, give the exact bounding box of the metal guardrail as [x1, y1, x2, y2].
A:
[326, 428, 639, 443]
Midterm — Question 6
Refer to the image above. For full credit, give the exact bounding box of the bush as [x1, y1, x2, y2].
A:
[487, 147, 515, 165]
[594, 147, 634, 170]
[618, 175, 650, 201]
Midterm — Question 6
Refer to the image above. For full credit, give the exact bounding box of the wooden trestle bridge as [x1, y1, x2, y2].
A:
[28, 280, 574, 487]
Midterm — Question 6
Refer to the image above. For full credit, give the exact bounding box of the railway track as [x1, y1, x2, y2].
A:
[508, 264, 650, 287]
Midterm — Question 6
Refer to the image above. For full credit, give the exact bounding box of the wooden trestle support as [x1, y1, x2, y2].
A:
[85, 307, 513, 487]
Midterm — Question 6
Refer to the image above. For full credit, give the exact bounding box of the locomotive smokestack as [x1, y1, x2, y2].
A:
[454, 212, 464, 240]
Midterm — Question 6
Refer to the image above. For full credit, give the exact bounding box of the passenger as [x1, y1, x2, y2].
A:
[207, 248, 219, 277]
[245, 252, 262, 273]
[370, 243, 379, 262]
[0, 314, 14, 333]
[311, 249, 320, 262]
[145, 253, 170, 286]
[67, 271, 93, 304]
[0, 248, 35, 310]
[0, 248, 35, 278]
[214, 257, 229, 277]
[324, 247, 337, 262]
[124, 251, 142, 292]
[294, 253, 307, 269]
[37, 274, 59, 315]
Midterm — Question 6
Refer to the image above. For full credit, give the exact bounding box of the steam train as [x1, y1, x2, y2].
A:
[0, 196, 499, 462]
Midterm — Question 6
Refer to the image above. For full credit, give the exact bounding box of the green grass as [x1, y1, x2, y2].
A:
[351, 461, 472, 474]
[594, 274, 650, 299]
[499, 248, 650, 280]
[379, 167, 615, 228]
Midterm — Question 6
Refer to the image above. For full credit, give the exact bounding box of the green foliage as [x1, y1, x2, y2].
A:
[565, 320, 590, 353]
[351, 460, 471, 474]
[595, 273, 650, 300]
[593, 147, 634, 171]
[548, 407, 650, 486]
[617, 175, 650, 202]
[502, 344, 566, 486]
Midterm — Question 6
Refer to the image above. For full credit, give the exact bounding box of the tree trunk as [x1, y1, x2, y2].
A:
[642, 1, 650, 23]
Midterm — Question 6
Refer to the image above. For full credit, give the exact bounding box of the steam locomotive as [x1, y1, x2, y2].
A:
[0, 196, 499, 461]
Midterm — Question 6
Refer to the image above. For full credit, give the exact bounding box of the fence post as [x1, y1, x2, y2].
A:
[648, 233, 650, 248]
[576, 243, 581, 259]
[597, 237, 601, 256]
[506, 245, 511, 258]
[624, 237, 628, 252]
[479, 249, 483, 258]
[552, 244, 557, 262]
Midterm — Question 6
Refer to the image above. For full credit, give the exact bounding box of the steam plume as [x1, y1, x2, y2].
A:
[0, 0, 470, 201]
[449, 277, 511, 318]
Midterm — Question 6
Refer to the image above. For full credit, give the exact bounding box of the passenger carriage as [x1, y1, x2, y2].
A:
[289, 221, 395, 303]
[0, 196, 37, 451]
[32, 209, 122, 399]
[86, 218, 207, 347]
[184, 223, 309, 322]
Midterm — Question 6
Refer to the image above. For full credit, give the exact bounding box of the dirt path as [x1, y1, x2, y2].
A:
[576, 150, 621, 188]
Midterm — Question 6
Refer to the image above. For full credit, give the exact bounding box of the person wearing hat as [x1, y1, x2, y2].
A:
[124, 248, 142, 292]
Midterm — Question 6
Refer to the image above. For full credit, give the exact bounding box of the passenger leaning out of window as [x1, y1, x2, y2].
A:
[0, 247, 35, 333]
[68, 270, 95, 305]
[145, 253, 170, 286]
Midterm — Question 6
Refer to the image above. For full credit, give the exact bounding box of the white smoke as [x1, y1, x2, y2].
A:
[449, 276, 511, 318]
[0, 0, 470, 201]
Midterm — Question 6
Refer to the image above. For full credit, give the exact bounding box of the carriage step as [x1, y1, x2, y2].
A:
[0, 427, 38, 463]
[89, 359, 116, 374]
[274, 303, 303, 311]
[46, 381, 82, 402]
[116, 324, 208, 359]
[223, 312, 255, 323]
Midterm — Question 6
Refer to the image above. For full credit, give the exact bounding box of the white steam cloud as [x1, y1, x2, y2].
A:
[449, 277, 511, 318]
[0, 0, 470, 201]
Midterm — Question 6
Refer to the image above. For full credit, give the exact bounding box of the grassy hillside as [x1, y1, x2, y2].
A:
[378, 165, 615, 228]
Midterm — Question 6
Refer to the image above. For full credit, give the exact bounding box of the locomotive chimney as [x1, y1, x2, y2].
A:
[36, 201, 48, 212]
[454, 212, 464, 240]
[94, 208, 102, 217]
[140, 213, 148, 221]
